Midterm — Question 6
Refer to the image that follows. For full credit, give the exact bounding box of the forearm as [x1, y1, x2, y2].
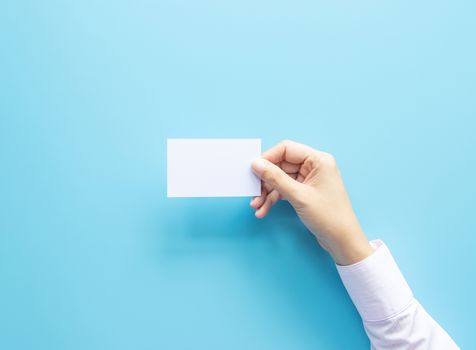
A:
[364, 299, 458, 350]
[337, 240, 459, 350]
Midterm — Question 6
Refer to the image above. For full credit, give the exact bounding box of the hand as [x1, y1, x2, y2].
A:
[250, 140, 373, 266]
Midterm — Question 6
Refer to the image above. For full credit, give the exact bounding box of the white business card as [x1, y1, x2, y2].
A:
[167, 138, 261, 197]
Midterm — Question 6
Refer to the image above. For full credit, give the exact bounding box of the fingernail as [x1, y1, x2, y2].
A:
[252, 159, 266, 175]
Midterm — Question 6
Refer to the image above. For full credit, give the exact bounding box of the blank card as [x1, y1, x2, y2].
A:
[167, 139, 261, 197]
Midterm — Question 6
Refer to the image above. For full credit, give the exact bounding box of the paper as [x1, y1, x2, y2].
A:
[167, 138, 261, 197]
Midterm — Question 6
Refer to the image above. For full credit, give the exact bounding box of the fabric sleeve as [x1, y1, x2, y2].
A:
[336, 240, 459, 350]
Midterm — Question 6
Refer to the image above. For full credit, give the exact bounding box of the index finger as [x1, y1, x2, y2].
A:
[262, 140, 319, 165]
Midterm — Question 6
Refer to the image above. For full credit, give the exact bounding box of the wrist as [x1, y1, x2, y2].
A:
[328, 231, 373, 266]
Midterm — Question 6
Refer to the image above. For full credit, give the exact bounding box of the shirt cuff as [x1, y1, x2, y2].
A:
[336, 240, 413, 322]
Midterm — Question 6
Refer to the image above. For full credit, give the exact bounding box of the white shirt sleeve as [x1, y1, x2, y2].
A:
[336, 240, 459, 350]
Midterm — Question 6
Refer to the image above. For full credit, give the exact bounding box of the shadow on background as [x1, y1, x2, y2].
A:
[154, 198, 369, 348]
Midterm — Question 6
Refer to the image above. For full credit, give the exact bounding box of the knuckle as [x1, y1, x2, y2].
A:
[279, 139, 290, 148]
[280, 139, 294, 147]
[321, 152, 337, 168]
[262, 167, 276, 183]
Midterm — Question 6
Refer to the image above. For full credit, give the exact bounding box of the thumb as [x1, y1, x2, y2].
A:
[251, 158, 300, 200]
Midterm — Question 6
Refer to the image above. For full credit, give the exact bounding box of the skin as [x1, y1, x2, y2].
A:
[250, 140, 373, 266]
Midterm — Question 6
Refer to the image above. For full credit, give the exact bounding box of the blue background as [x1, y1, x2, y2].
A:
[1, 1, 475, 349]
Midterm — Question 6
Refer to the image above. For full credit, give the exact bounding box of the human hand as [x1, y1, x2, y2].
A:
[250, 140, 373, 266]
